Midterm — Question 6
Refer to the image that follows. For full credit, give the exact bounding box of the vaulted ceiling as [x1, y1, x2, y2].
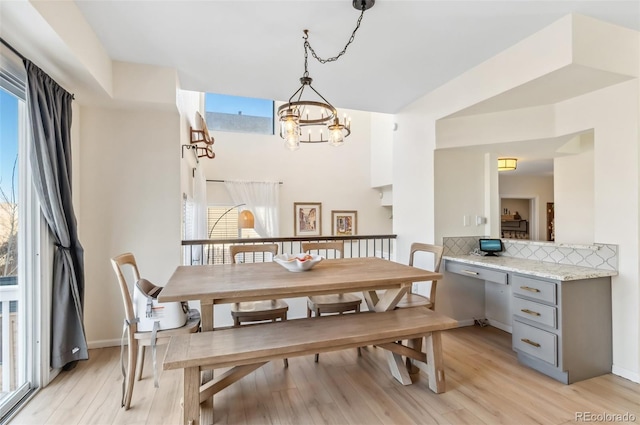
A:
[1, 1, 638, 176]
[71, 0, 640, 113]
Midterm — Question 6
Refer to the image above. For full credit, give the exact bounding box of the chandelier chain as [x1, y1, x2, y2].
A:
[304, 5, 366, 66]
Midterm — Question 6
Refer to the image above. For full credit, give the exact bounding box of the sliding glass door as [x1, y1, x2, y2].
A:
[0, 50, 39, 420]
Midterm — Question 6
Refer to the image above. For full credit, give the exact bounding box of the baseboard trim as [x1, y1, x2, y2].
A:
[612, 365, 640, 383]
[486, 319, 512, 334]
[456, 319, 475, 327]
[88, 339, 121, 349]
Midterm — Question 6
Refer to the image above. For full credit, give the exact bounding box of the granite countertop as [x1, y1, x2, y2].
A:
[443, 254, 618, 281]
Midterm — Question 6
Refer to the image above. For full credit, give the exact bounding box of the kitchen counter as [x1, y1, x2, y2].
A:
[443, 254, 618, 281]
[443, 252, 614, 383]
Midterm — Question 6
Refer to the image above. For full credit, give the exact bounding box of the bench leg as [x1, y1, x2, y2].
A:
[385, 350, 412, 385]
[424, 331, 446, 393]
[183, 367, 201, 425]
[199, 396, 214, 425]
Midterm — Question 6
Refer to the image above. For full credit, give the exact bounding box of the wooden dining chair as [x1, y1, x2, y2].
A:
[394, 242, 444, 310]
[110, 253, 200, 410]
[393, 243, 444, 374]
[229, 244, 289, 367]
[302, 241, 362, 362]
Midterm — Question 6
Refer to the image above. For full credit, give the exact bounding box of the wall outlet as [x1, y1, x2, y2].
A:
[475, 215, 486, 225]
[463, 215, 470, 227]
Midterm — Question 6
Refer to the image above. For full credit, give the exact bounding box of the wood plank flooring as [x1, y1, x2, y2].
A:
[9, 326, 640, 425]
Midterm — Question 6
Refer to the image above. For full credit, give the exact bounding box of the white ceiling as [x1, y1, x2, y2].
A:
[2, 1, 636, 178]
[73, 0, 640, 114]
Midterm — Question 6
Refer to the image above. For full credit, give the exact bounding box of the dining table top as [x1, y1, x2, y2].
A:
[158, 256, 442, 305]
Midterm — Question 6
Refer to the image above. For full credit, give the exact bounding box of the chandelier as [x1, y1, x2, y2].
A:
[278, 0, 375, 151]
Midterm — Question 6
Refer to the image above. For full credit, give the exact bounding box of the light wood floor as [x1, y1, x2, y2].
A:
[9, 325, 640, 425]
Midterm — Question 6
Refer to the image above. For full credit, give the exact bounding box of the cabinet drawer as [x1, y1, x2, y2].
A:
[513, 320, 557, 366]
[445, 261, 508, 285]
[512, 275, 556, 304]
[513, 297, 557, 329]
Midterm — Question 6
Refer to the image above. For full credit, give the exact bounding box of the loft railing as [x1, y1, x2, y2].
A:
[182, 234, 397, 265]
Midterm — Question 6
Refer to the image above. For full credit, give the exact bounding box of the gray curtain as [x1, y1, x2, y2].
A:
[24, 60, 88, 369]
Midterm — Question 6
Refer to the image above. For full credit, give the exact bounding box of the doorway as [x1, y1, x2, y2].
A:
[500, 197, 537, 240]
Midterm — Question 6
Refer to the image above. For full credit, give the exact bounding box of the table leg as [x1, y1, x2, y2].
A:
[363, 286, 410, 313]
[200, 301, 214, 332]
[363, 290, 379, 311]
[366, 285, 414, 385]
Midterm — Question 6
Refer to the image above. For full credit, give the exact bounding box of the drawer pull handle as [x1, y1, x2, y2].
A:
[521, 308, 541, 317]
[461, 270, 479, 275]
[520, 286, 541, 293]
[521, 338, 541, 348]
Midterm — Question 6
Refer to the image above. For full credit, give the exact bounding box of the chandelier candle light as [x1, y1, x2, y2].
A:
[278, 0, 375, 151]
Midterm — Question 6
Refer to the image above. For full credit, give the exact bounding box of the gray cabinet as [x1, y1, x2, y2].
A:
[445, 261, 508, 285]
[444, 260, 512, 331]
[511, 274, 612, 384]
[444, 258, 613, 384]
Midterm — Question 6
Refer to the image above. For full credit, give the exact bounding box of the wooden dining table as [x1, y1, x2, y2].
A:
[159, 256, 443, 385]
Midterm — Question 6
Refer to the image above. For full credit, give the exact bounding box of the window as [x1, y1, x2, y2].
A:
[206, 206, 260, 265]
[207, 206, 259, 239]
[0, 89, 18, 278]
[204, 93, 274, 135]
[0, 49, 40, 421]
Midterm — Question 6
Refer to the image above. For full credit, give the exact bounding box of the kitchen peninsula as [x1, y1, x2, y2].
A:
[441, 237, 617, 384]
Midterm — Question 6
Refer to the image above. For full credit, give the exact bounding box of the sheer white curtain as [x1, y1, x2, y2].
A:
[185, 164, 208, 264]
[224, 180, 280, 237]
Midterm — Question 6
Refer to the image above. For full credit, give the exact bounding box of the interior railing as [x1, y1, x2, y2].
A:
[182, 235, 397, 265]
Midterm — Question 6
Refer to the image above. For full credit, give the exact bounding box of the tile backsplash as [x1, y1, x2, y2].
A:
[442, 236, 618, 271]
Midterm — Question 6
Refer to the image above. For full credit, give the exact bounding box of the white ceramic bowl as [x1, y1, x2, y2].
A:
[274, 254, 323, 272]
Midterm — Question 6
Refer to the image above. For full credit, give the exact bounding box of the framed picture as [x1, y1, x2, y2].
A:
[294, 202, 322, 236]
[332, 210, 357, 236]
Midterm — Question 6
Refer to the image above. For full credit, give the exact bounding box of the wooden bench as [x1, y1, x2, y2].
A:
[163, 307, 457, 425]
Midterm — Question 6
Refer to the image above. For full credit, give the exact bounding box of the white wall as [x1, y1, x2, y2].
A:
[554, 80, 639, 381]
[392, 109, 438, 264]
[79, 106, 181, 346]
[500, 199, 530, 220]
[199, 106, 392, 238]
[436, 105, 557, 148]
[370, 112, 394, 188]
[178, 89, 203, 201]
[434, 148, 487, 241]
[554, 149, 594, 243]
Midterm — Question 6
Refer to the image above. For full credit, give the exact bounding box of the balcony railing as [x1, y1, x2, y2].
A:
[0, 277, 18, 395]
[182, 234, 397, 265]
